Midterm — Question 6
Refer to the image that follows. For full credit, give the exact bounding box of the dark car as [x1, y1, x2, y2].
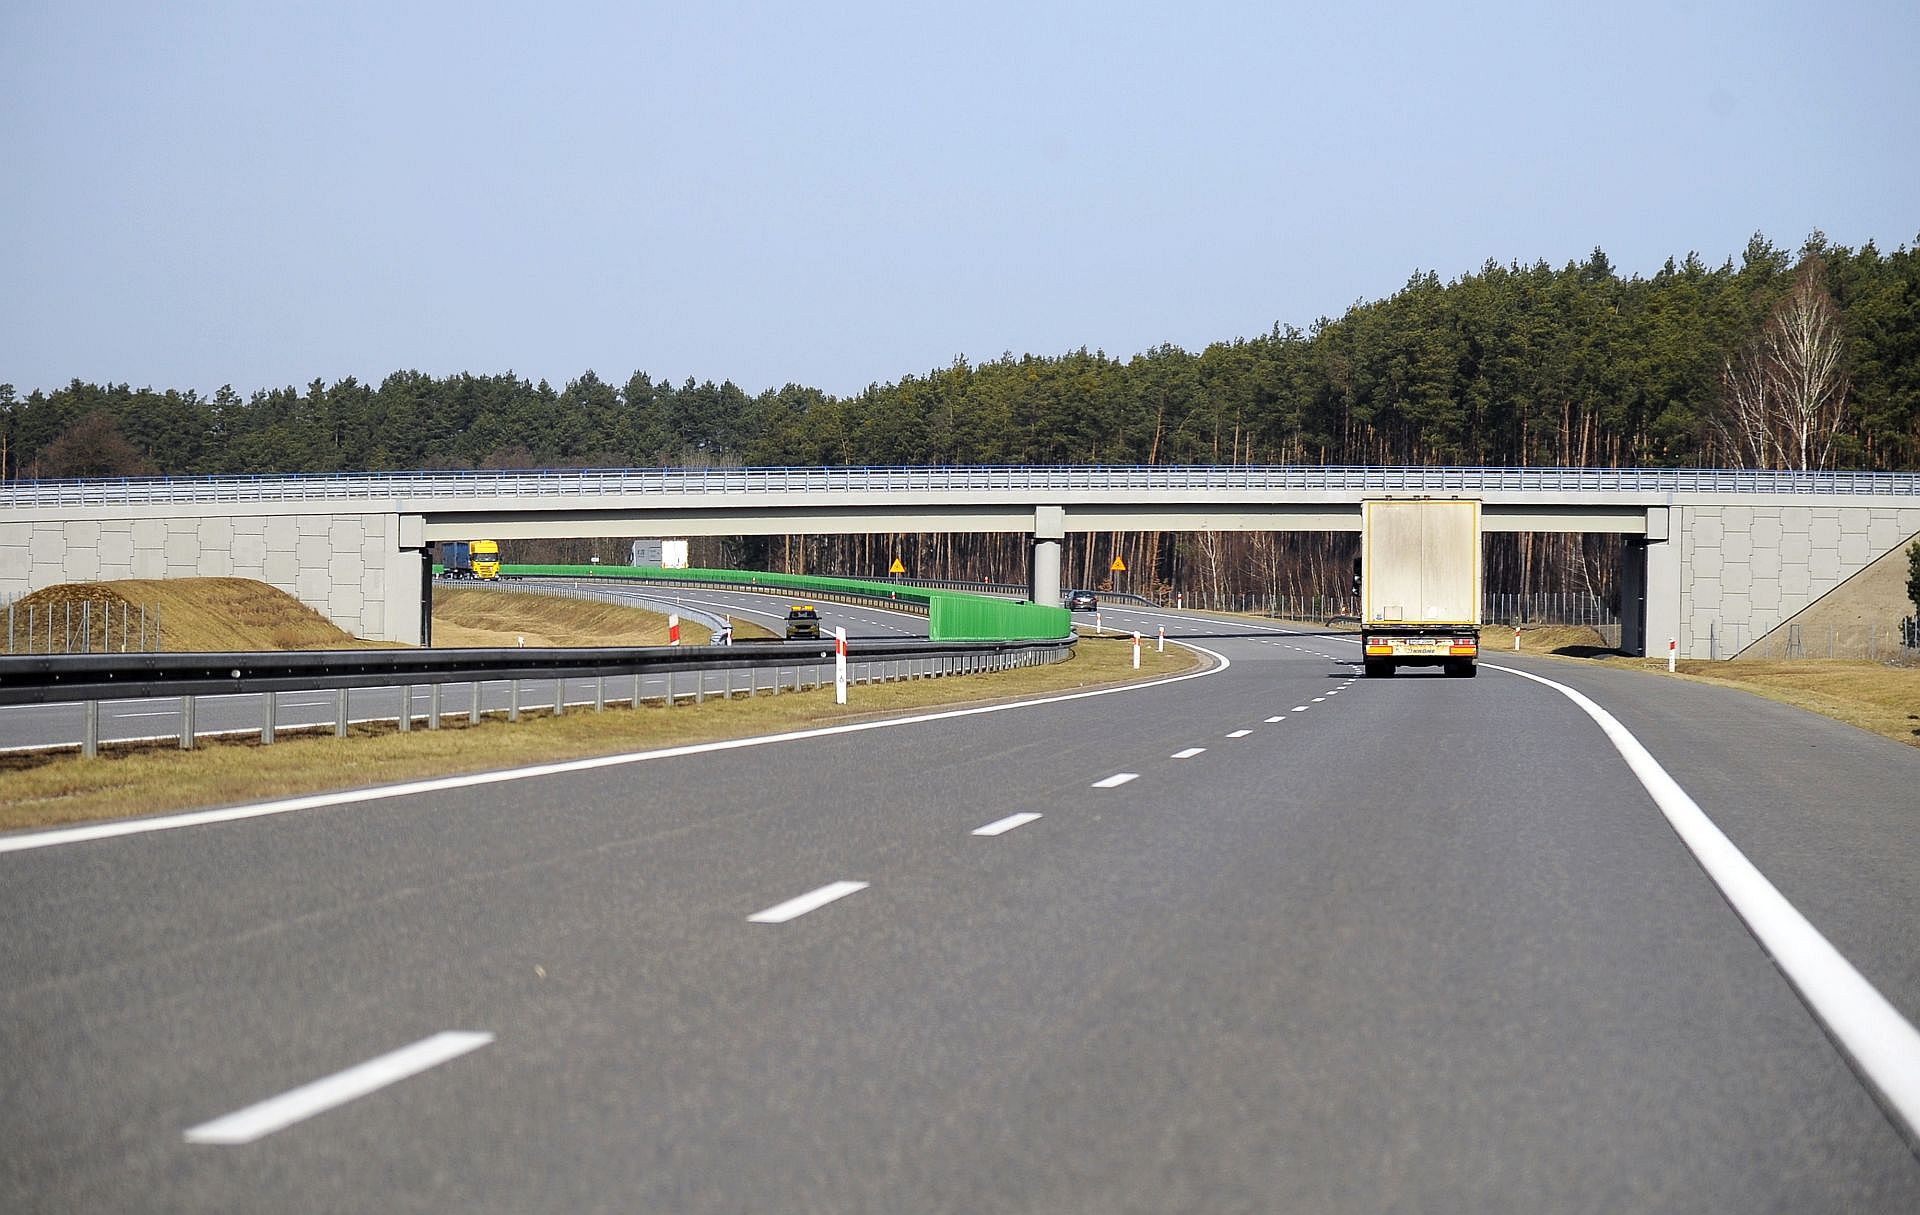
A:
[784, 605, 822, 640]
[1065, 589, 1098, 611]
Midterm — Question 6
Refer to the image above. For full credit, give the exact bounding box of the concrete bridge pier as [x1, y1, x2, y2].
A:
[1619, 507, 1679, 658]
[1029, 505, 1065, 608]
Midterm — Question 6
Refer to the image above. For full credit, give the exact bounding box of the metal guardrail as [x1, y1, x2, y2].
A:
[0, 637, 1072, 707]
[4, 464, 1917, 507]
[0, 635, 1078, 756]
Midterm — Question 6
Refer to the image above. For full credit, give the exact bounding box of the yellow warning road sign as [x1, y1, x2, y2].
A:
[889, 557, 906, 574]
[1110, 555, 1127, 572]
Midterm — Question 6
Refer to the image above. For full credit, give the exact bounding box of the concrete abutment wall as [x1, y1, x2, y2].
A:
[0, 511, 427, 645]
[1674, 503, 1920, 659]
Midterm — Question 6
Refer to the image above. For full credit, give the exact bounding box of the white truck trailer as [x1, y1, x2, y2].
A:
[1359, 498, 1482, 678]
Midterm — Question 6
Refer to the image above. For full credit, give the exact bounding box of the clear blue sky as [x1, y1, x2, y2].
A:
[4, 1, 1916, 400]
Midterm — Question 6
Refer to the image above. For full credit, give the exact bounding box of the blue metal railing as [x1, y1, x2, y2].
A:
[3, 465, 1917, 508]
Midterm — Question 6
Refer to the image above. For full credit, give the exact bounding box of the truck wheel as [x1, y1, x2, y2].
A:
[1364, 659, 1393, 678]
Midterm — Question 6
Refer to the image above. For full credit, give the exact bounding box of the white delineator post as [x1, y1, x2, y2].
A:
[1668, 638, 1677, 672]
[834, 627, 848, 705]
[1514, 625, 1521, 651]
[1132, 631, 1141, 669]
[669, 614, 681, 646]
[1156, 625, 1164, 653]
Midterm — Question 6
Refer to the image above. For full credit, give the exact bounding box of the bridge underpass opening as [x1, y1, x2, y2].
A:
[451, 529, 1633, 641]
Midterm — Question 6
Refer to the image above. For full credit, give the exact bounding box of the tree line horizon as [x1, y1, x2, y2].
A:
[6, 229, 1915, 603]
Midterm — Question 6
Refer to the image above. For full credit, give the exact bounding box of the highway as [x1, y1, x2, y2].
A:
[0, 586, 931, 753]
[3, 605, 1919, 1211]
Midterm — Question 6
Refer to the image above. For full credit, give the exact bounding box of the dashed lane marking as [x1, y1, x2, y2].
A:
[1171, 748, 1206, 759]
[184, 1031, 493, 1146]
[1092, 773, 1140, 788]
[972, 813, 1042, 837]
[748, 881, 870, 924]
[1225, 730, 1252, 738]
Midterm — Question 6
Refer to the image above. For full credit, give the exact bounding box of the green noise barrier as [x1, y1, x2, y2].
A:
[498, 565, 1071, 642]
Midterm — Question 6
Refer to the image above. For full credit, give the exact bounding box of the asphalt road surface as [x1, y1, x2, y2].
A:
[4, 607, 1918, 1212]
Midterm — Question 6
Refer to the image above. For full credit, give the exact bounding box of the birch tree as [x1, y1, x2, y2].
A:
[1716, 257, 1850, 469]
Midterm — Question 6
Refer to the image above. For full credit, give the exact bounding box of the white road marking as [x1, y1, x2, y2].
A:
[748, 880, 869, 924]
[1310, 697, 1326, 703]
[973, 812, 1042, 836]
[1092, 773, 1139, 788]
[1225, 729, 1252, 738]
[1291, 705, 1310, 712]
[0, 645, 1232, 853]
[1266, 716, 1286, 723]
[183, 1031, 493, 1146]
[1171, 748, 1207, 759]
[1487, 660, 1920, 1143]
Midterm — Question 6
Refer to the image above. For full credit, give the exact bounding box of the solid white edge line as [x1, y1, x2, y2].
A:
[1092, 773, 1139, 788]
[183, 1031, 493, 1146]
[747, 880, 869, 923]
[1171, 748, 1206, 759]
[1484, 660, 1920, 1144]
[0, 643, 1232, 854]
[972, 812, 1042, 837]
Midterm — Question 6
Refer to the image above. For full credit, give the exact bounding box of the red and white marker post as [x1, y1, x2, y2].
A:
[1668, 638, 1677, 672]
[834, 627, 848, 705]
[668, 614, 681, 646]
[1132, 631, 1142, 669]
[1514, 624, 1521, 651]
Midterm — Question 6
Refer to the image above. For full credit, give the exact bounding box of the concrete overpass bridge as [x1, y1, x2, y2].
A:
[4, 466, 1917, 658]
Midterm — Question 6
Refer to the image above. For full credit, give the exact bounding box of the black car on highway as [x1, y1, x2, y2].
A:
[1065, 589, 1098, 611]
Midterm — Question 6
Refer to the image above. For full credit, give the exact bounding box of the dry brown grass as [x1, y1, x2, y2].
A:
[1612, 657, 1920, 749]
[11, 578, 391, 651]
[431, 586, 784, 647]
[0, 634, 1201, 832]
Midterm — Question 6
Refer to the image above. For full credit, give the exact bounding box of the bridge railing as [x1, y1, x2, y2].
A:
[5, 464, 1918, 507]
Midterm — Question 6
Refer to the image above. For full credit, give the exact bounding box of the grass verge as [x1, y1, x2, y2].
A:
[0, 635, 1202, 833]
[1505, 624, 1920, 750]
